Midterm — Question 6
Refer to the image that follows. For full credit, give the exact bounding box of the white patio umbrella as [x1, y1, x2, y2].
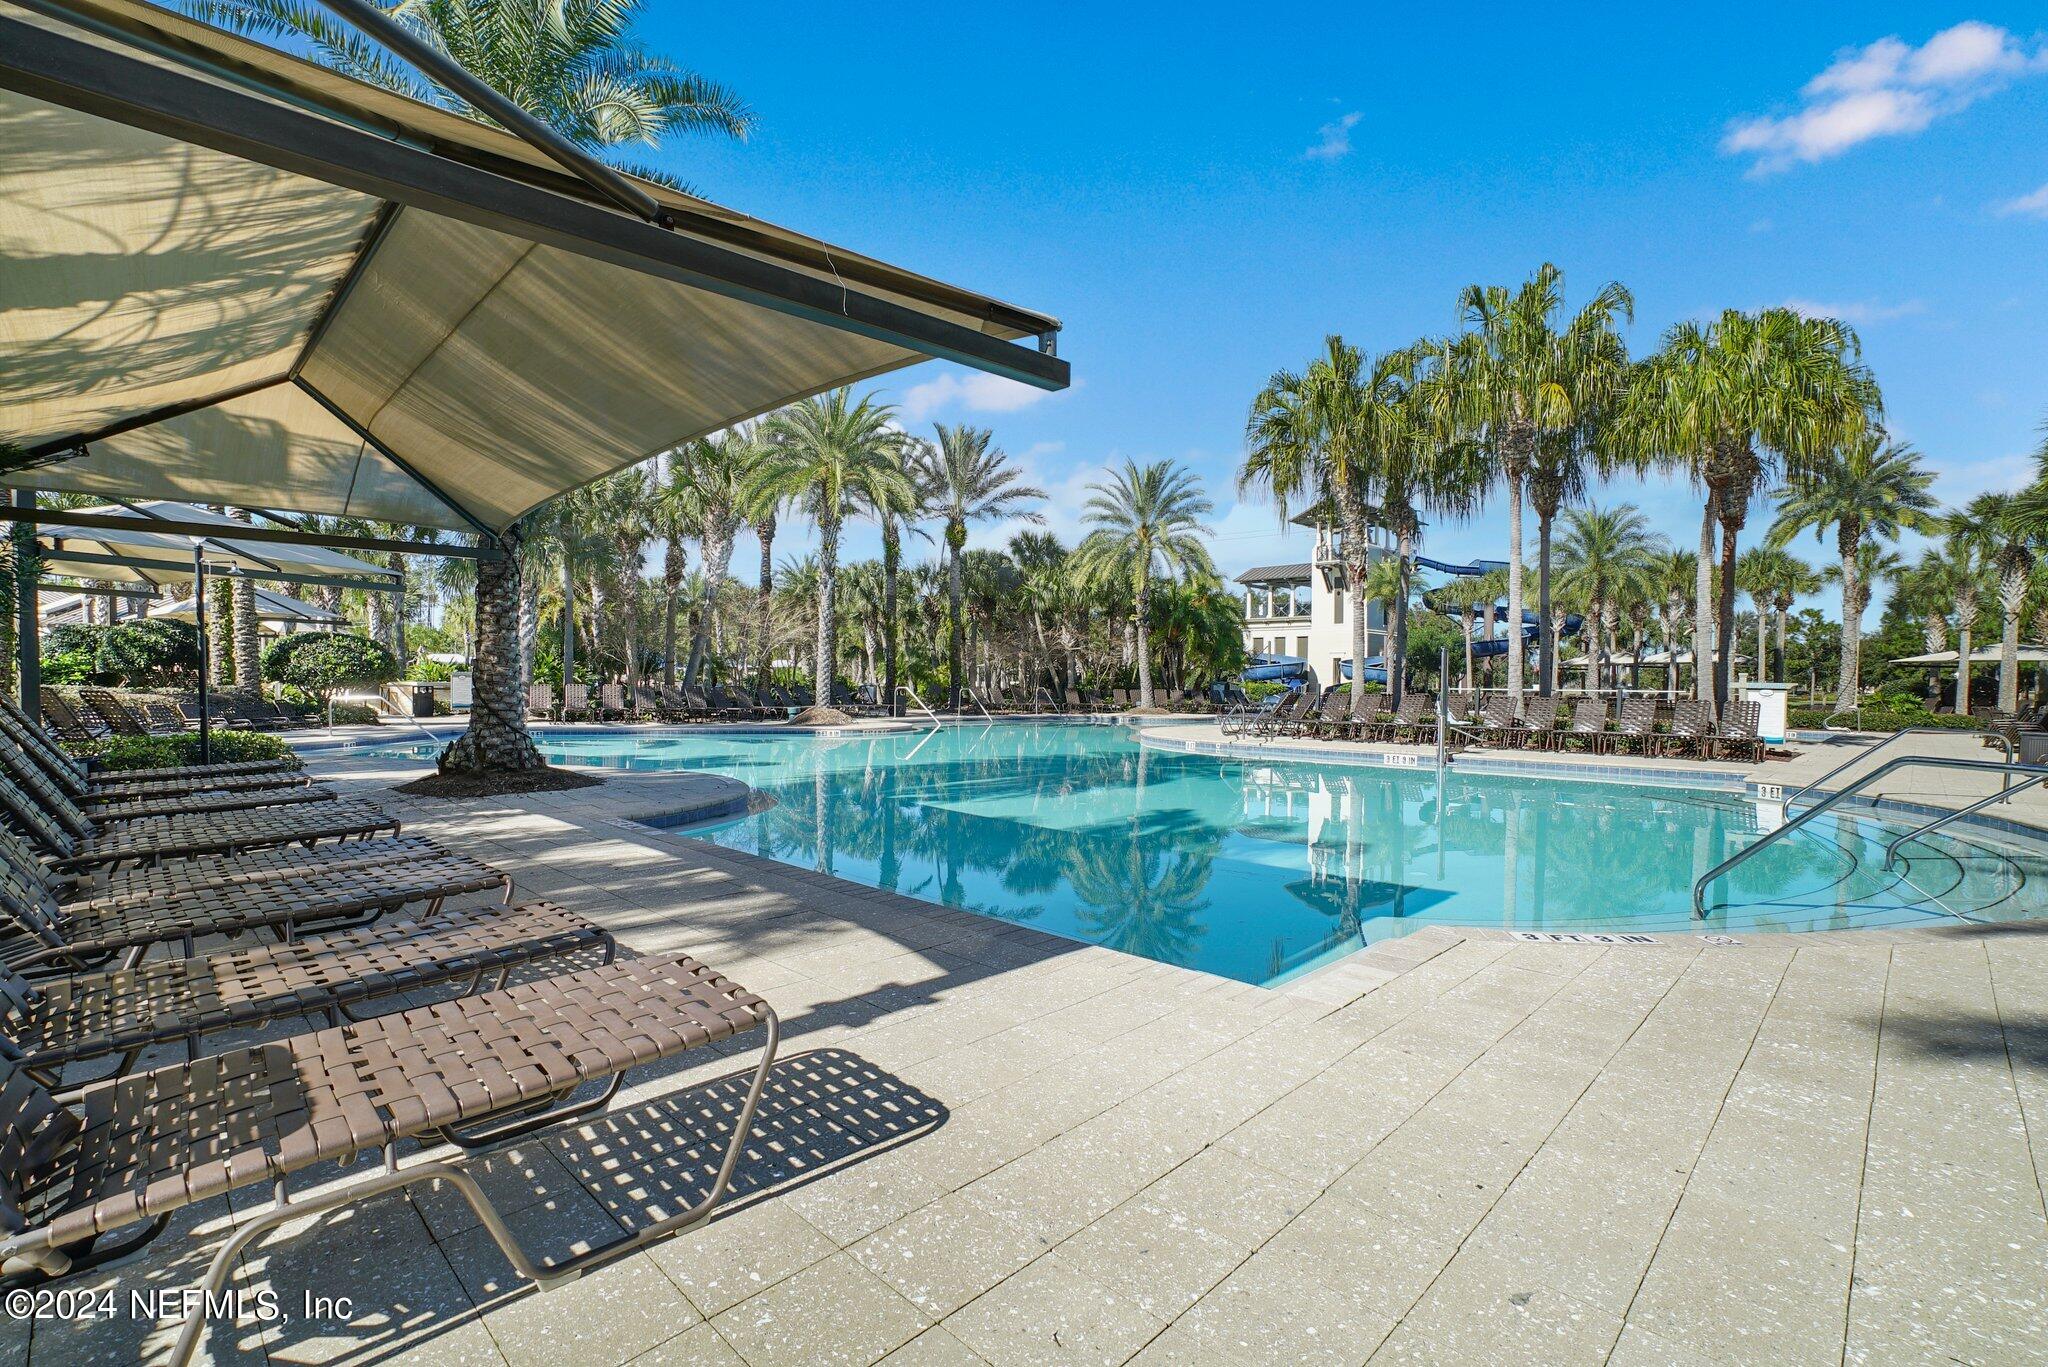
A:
[149, 586, 347, 631]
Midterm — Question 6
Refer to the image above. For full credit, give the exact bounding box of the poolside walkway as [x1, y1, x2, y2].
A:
[17, 743, 2045, 1366]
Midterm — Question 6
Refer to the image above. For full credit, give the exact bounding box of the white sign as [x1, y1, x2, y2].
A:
[1754, 783, 1783, 801]
[1508, 931, 1658, 944]
[1383, 753, 1420, 768]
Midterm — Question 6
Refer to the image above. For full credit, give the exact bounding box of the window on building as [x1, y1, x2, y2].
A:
[1296, 636, 1309, 659]
[1272, 588, 1291, 619]
[1333, 591, 1344, 624]
[1292, 583, 1312, 616]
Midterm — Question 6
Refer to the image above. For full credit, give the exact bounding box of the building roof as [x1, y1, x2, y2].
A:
[0, 0, 1067, 535]
[1234, 563, 1312, 584]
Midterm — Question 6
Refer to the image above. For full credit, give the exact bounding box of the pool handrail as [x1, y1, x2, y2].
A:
[1882, 772, 2048, 870]
[894, 684, 941, 727]
[1782, 726, 2011, 810]
[956, 685, 995, 722]
[1694, 754, 2048, 919]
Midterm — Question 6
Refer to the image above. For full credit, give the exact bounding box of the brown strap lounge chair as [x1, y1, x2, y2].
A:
[1609, 697, 1658, 755]
[0, 827, 510, 974]
[75, 689, 151, 737]
[1714, 700, 1765, 763]
[0, 694, 300, 796]
[1559, 697, 1610, 753]
[560, 682, 593, 720]
[35, 694, 101, 745]
[7, 783, 404, 874]
[1662, 700, 1715, 759]
[1471, 693, 1518, 746]
[0, 733, 331, 833]
[76, 833, 486, 905]
[1364, 691, 1431, 743]
[0, 955, 778, 1367]
[0, 900, 609, 1081]
[1516, 696, 1562, 750]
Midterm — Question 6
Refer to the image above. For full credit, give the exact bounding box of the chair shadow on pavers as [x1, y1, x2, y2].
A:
[215, 1049, 947, 1365]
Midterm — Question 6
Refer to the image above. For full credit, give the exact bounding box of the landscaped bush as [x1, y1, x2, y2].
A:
[71, 730, 299, 771]
[39, 647, 100, 685]
[1787, 705, 1981, 733]
[325, 702, 381, 725]
[268, 633, 398, 706]
[94, 618, 200, 687]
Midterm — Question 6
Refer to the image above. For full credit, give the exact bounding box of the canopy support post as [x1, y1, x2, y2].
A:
[192, 542, 210, 767]
[13, 490, 38, 719]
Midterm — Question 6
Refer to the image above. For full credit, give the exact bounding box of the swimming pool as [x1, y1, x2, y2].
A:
[354, 723, 2047, 986]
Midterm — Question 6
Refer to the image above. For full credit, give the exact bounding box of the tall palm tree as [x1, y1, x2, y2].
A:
[1070, 460, 1216, 708]
[662, 426, 761, 686]
[1649, 549, 1698, 696]
[754, 389, 916, 711]
[1359, 558, 1405, 687]
[1895, 551, 1958, 706]
[1429, 265, 1634, 713]
[1627, 308, 1880, 711]
[1765, 436, 1937, 712]
[222, 508, 265, 694]
[870, 437, 932, 716]
[1554, 504, 1664, 692]
[1736, 545, 1806, 682]
[1960, 490, 2040, 714]
[1915, 523, 1993, 714]
[745, 483, 785, 690]
[915, 426, 1043, 711]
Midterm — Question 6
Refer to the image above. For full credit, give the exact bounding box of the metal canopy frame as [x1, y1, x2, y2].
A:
[0, 505, 489, 560]
[0, 3, 1070, 490]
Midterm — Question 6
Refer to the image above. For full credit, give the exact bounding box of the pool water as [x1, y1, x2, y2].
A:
[358, 723, 2047, 986]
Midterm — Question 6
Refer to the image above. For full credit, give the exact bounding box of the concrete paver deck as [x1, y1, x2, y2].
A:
[17, 738, 2045, 1366]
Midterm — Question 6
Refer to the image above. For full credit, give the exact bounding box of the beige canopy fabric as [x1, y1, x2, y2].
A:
[37, 501, 399, 589]
[0, 0, 1067, 535]
[149, 585, 347, 629]
[1893, 645, 2048, 665]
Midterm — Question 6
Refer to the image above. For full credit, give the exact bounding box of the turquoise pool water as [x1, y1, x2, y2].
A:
[356, 723, 2047, 985]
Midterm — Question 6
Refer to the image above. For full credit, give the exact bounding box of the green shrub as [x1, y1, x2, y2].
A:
[1244, 680, 1288, 701]
[407, 653, 456, 682]
[272, 633, 398, 705]
[45, 623, 106, 657]
[71, 730, 299, 771]
[1787, 705, 1980, 733]
[325, 702, 381, 725]
[40, 647, 100, 685]
[95, 619, 200, 686]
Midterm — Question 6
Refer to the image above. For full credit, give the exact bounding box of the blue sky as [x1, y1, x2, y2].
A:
[631, 5, 2048, 618]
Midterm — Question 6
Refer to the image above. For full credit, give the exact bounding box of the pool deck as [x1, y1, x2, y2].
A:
[22, 733, 2044, 1367]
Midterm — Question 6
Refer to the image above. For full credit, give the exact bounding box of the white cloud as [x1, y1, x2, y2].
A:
[897, 369, 1062, 424]
[1304, 111, 1363, 161]
[1780, 296, 1927, 324]
[1994, 181, 2048, 218]
[1723, 21, 2047, 173]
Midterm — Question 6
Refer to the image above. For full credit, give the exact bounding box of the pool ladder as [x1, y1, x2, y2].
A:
[1694, 754, 2048, 919]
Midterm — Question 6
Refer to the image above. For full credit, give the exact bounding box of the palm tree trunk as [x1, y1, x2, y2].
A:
[755, 516, 776, 690]
[226, 511, 261, 695]
[1694, 495, 1717, 708]
[558, 554, 574, 690]
[1998, 570, 2025, 714]
[1135, 566, 1154, 708]
[208, 576, 233, 690]
[688, 527, 732, 687]
[1954, 610, 1975, 715]
[1392, 520, 1415, 706]
[1715, 524, 1739, 710]
[1837, 525, 1862, 714]
[1774, 606, 1789, 684]
[946, 527, 965, 712]
[440, 526, 545, 774]
[663, 541, 683, 688]
[1535, 510, 1555, 697]
[1505, 468, 1526, 716]
[1755, 601, 1767, 685]
[815, 516, 839, 709]
[1347, 538, 1369, 721]
[882, 522, 901, 718]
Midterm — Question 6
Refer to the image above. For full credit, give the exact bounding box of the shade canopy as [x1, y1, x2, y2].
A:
[37, 500, 399, 591]
[1892, 645, 2048, 665]
[149, 585, 347, 628]
[0, 0, 1067, 535]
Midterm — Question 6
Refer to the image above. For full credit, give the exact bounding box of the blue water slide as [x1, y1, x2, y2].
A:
[1241, 654, 1309, 682]
[1412, 554, 1509, 577]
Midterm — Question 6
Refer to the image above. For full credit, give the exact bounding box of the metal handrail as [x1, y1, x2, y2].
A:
[957, 685, 994, 722]
[1783, 726, 2012, 809]
[893, 685, 940, 726]
[1035, 686, 1061, 714]
[1694, 754, 2048, 918]
[1883, 773, 2048, 869]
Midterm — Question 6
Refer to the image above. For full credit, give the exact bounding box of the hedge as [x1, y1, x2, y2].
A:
[1787, 706, 1982, 733]
[69, 731, 301, 771]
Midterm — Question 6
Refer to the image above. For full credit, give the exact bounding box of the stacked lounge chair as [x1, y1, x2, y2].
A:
[0, 703, 781, 1367]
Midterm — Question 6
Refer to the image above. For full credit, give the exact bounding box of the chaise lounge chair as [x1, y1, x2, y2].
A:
[0, 954, 779, 1367]
[1608, 697, 1658, 755]
[0, 900, 610, 1084]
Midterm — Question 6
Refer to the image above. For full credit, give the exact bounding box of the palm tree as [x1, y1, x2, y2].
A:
[1895, 551, 1958, 706]
[1554, 504, 1664, 692]
[662, 427, 760, 686]
[1765, 436, 1937, 712]
[1070, 460, 1216, 709]
[1737, 546, 1807, 682]
[1429, 265, 1634, 713]
[1243, 337, 1436, 719]
[754, 389, 916, 711]
[1915, 523, 1993, 714]
[1822, 542, 1905, 702]
[1358, 558, 1405, 688]
[745, 483, 785, 690]
[1960, 490, 2040, 714]
[915, 426, 1043, 711]
[1649, 549, 1698, 696]
[1627, 308, 1880, 711]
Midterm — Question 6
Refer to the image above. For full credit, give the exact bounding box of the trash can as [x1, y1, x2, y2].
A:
[405, 684, 434, 718]
[2020, 730, 2048, 767]
[1735, 681, 1792, 744]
